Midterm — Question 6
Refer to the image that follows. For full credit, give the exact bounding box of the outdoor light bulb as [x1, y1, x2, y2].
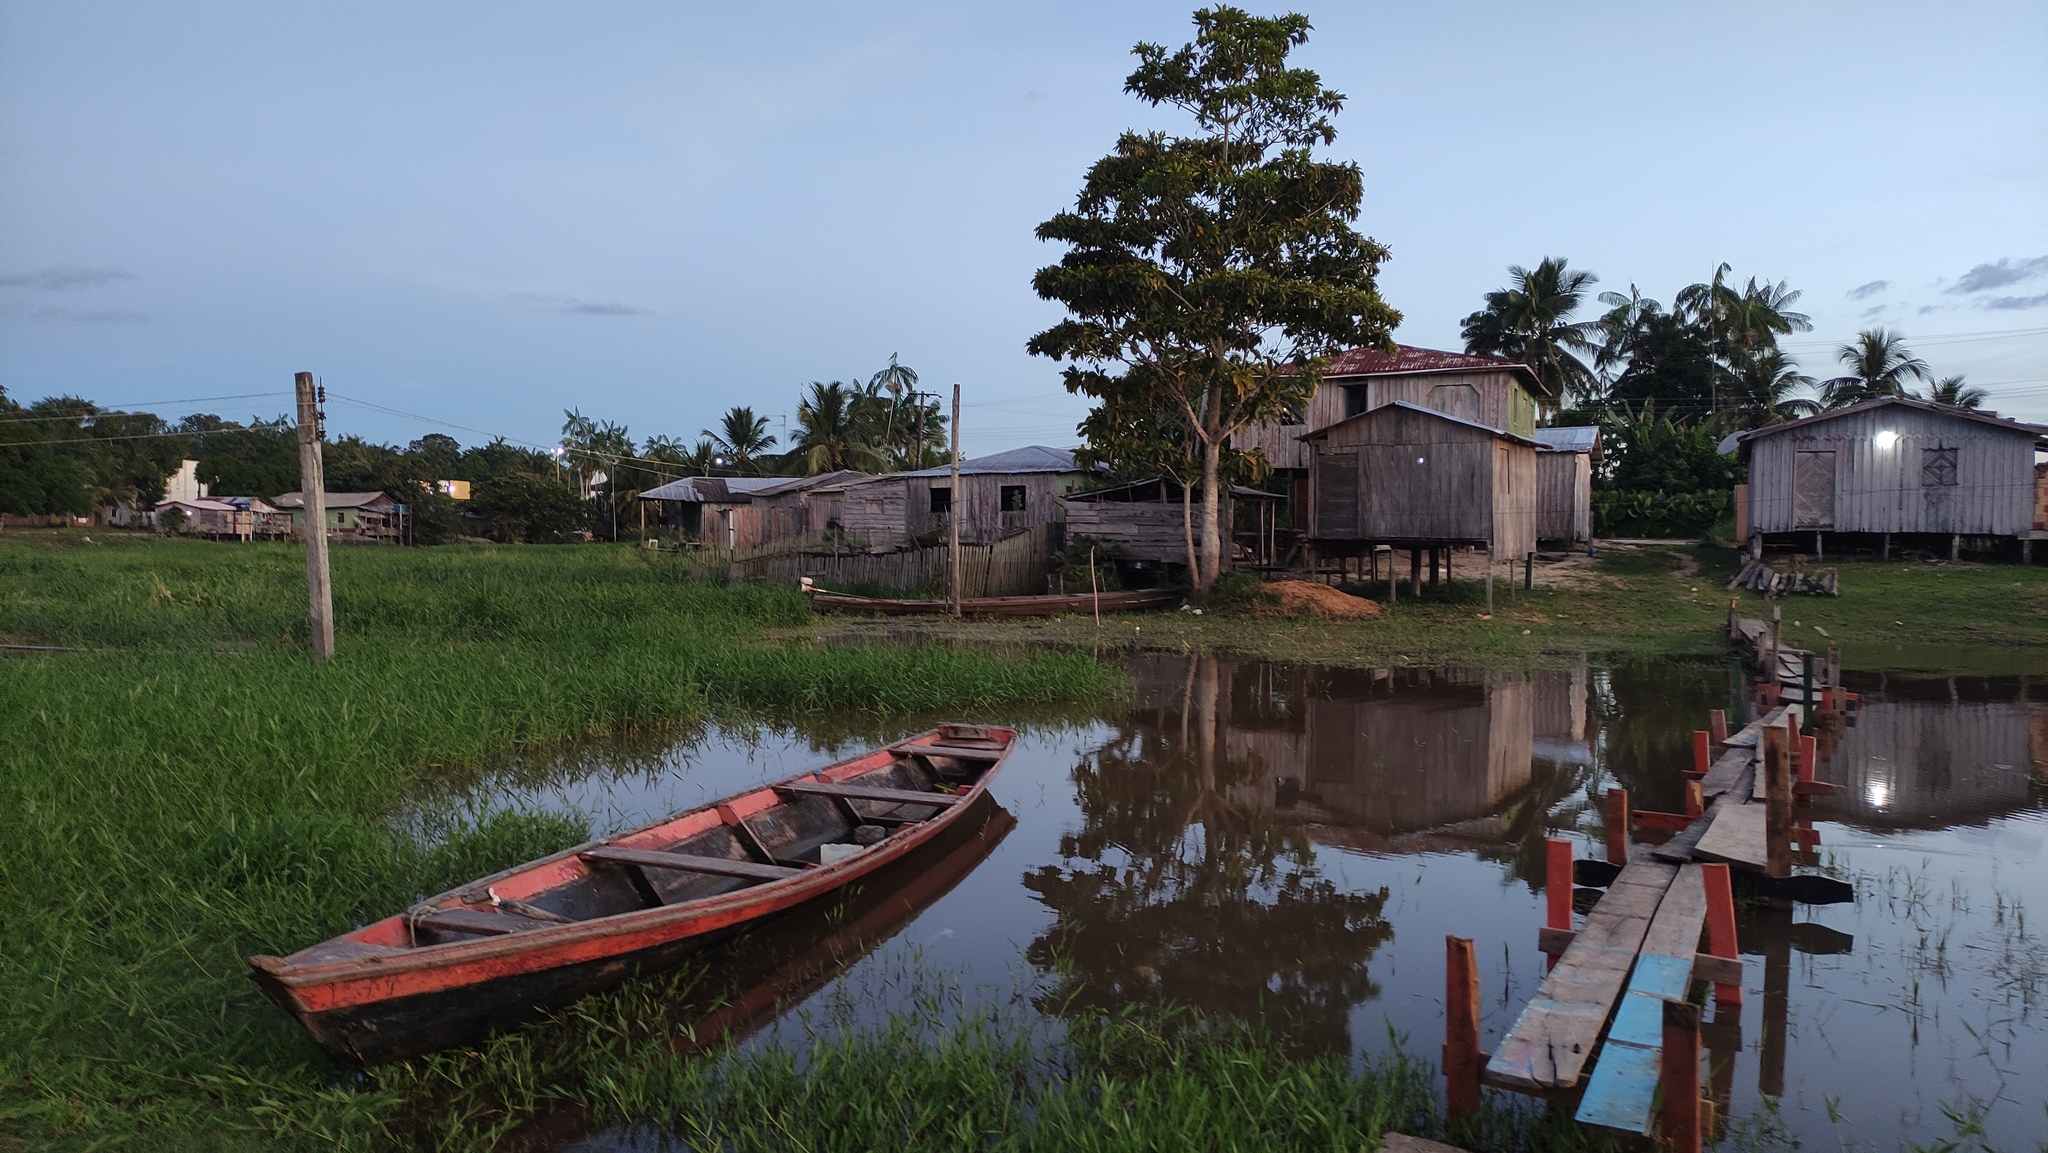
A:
[1416, 455, 1426, 465]
[1875, 430, 1898, 449]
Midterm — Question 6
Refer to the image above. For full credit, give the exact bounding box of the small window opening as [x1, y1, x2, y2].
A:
[1000, 485, 1027, 512]
[929, 486, 952, 513]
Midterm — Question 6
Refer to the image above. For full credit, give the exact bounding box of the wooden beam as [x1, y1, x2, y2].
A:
[775, 780, 964, 808]
[579, 845, 802, 881]
[1545, 838, 1573, 931]
[1444, 936, 1481, 1122]
[1701, 862, 1741, 1005]
[1605, 788, 1630, 865]
[1662, 1000, 1704, 1153]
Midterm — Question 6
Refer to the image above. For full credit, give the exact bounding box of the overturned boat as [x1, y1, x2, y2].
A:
[249, 724, 1016, 1063]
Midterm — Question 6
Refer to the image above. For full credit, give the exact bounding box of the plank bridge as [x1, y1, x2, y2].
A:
[1444, 610, 1858, 1151]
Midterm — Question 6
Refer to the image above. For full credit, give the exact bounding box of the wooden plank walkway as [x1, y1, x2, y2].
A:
[1576, 865, 1709, 1133]
[1690, 804, 1768, 871]
[1485, 861, 1679, 1092]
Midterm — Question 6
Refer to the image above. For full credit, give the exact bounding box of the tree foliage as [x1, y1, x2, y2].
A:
[1030, 6, 1399, 591]
[1459, 257, 1602, 404]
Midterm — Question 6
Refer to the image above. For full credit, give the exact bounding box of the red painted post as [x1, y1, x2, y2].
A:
[1691, 730, 1711, 777]
[1546, 838, 1573, 931]
[1445, 936, 1481, 1123]
[1661, 1000, 1703, 1153]
[1708, 709, 1728, 745]
[1604, 787, 1630, 865]
[1786, 705, 1801, 748]
[1701, 862, 1741, 1005]
[1798, 734, 1817, 784]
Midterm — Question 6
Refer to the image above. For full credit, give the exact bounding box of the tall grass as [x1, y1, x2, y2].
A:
[0, 536, 1112, 1148]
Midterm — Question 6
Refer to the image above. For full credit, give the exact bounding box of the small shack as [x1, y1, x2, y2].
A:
[1727, 397, 2048, 559]
[1300, 402, 1537, 573]
[273, 491, 401, 544]
[1061, 478, 1282, 569]
[1533, 426, 1600, 545]
[637, 477, 789, 549]
[830, 446, 1088, 549]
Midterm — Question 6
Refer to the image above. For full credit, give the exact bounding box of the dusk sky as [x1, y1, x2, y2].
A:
[2, 1, 2044, 457]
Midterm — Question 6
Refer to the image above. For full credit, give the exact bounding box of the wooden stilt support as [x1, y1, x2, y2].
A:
[1545, 838, 1573, 931]
[1701, 862, 1741, 1005]
[1604, 788, 1630, 865]
[1691, 731, 1710, 777]
[1444, 935, 1481, 1123]
[1660, 1000, 1703, 1153]
[1708, 709, 1727, 746]
[1763, 726, 1792, 880]
[1685, 778, 1704, 819]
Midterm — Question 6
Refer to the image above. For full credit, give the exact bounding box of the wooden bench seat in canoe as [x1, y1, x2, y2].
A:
[413, 908, 539, 938]
[773, 781, 965, 808]
[895, 743, 1005, 761]
[578, 846, 803, 880]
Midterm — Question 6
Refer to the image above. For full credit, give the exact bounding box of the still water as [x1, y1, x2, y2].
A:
[432, 654, 2048, 1150]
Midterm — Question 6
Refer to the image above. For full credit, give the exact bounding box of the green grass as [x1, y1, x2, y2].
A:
[0, 533, 1113, 1149]
[807, 544, 2048, 674]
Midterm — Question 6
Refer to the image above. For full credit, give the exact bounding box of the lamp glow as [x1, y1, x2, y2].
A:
[1874, 430, 1899, 449]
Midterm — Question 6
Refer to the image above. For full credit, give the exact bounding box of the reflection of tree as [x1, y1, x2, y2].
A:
[1024, 657, 1392, 1056]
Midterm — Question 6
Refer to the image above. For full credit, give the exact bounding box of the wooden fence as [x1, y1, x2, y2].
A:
[727, 522, 1057, 597]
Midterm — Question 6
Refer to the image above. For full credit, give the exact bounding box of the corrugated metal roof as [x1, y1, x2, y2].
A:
[896, 445, 1083, 478]
[1323, 344, 1548, 395]
[1297, 400, 1539, 446]
[638, 476, 787, 502]
[1534, 426, 1600, 453]
[1723, 397, 2048, 455]
[273, 491, 395, 510]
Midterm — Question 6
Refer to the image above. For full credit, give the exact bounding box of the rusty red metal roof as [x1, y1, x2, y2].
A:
[1324, 344, 1543, 392]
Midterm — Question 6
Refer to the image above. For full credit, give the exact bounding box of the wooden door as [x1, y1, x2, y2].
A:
[1794, 451, 1835, 528]
[1317, 452, 1358, 538]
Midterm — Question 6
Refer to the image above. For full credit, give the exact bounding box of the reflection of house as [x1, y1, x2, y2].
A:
[273, 491, 402, 544]
[829, 447, 1087, 549]
[1533, 427, 1599, 545]
[1725, 397, 2048, 557]
[1301, 403, 1538, 565]
[1061, 478, 1283, 568]
[1817, 693, 2040, 829]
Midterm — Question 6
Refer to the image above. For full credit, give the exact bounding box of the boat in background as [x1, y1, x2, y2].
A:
[249, 724, 1016, 1064]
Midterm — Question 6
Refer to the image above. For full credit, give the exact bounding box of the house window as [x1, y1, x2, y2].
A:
[1922, 447, 1958, 487]
[862, 498, 882, 514]
[1000, 485, 1027, 512]
[1342, 384, 1371, 419]
[929, 486, 952, 513]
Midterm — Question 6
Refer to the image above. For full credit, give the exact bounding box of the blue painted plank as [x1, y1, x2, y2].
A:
[1607, 991, 1669, 1048]
[1575, 1041, 1661, 1133]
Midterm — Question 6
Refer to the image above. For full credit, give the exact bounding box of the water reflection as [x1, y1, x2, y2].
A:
[1823, 673, 2047, 827]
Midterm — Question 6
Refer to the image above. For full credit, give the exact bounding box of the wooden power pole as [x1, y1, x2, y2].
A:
[949, 383, 962, 619]
[294, 372, 334, 660]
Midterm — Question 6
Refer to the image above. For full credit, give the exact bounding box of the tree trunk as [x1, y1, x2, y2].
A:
[1199, 436, 1224, 592]
[1181, 478, 1199, 592]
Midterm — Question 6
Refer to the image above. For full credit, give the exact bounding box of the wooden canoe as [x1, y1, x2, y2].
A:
[807, 588, 1181, 618]
[248, 724, 1016, 1064]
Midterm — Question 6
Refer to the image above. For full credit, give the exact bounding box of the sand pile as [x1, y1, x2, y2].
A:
[1267, 580, 1384, 619]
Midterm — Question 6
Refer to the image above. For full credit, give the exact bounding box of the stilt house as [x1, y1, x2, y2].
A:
[1726, 397, 2048, 559]
[1299, 402, 1538, 567]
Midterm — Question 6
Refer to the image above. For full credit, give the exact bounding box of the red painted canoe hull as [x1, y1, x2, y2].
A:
[248, 725, 1015, 1064]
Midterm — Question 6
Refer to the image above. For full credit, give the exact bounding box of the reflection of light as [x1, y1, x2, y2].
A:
[1874, 430, 1899, 449]
[1865, 779, 1892, 809]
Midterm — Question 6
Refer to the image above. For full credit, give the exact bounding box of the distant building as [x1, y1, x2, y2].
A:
[111, 459, 208, 528]
[1532, 426, 1600, 546]
[435, 480, 471, 500]
[1723, 397, 2048, 559]
[825, 446, 1089, 549]
[1061, 478, 1283, 571]
[637, 476, 825, 551]
[273, 491, 402, 544]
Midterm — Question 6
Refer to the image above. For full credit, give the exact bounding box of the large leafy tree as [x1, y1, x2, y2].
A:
[1029, 6, 1399, 593]
[1459, 256, 1602, 404]
[1821, 328, 1932, 408]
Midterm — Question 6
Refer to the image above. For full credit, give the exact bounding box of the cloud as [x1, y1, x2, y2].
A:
[0, 265, 137, 290]
[32, 305, 151, 323]
[513, 292, 650, 316]
[1982, 292, 2048, 311]
[1846, 280, 1889, 300]
[1860, 304, 1893, 319]
[1948, 255, 2048, 294]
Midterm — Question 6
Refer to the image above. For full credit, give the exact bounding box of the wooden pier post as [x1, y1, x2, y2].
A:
[1708, 709, 1727, 746]
[1410, 547, 1422, 597]
[1685, 778, 1704, 819]
[1690, 731, 1710, 778]
[1763, 725, 1792, 879]
[1604, 788, 1630, 865]
[1660, 1000, 1703, 1153]
[1444, 935, 1482, 1123]
[1797, 734, 1817, 784]
[1545, 838, 1573, 931]
[1701, 862, 1741, 1005]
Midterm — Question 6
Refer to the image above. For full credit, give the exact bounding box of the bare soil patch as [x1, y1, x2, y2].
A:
[1268, 580, 1384, 620]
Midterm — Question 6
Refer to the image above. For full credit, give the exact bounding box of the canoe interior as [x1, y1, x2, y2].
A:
[286, 724, 1013, 963]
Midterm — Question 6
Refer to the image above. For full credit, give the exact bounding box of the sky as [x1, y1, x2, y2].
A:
[2, 1, 2044, 458]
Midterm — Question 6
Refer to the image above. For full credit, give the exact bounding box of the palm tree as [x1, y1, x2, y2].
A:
[794, 382, 883, 475]
[1716, 277, 1812, 355]
[1593, 284, 1661, 375]
[1820, 329, 1932, 409]
[1724, 348, 1818, 424]
[1460, 256, 1603, 404]
[1925, 375, 1988, 409]
[702, 407, 777, 475]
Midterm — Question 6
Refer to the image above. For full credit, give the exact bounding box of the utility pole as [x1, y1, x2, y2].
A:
[294, 372, 334, 660]
[949, 383, 962, 619]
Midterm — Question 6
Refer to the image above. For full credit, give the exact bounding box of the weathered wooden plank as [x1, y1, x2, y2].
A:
[1640, 866, 1709, 960]
[1691, 804, 1767, 871]
[1574, 953, 1696, 1133]
[774, 780, 964, 808]
[1722, 705, 1789, 749]
[1652, 764, 1754, 864]
[1484, 862, 1678, 1091]
[579, 846, 802, 881]
[1698, 748, 1750, 797]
